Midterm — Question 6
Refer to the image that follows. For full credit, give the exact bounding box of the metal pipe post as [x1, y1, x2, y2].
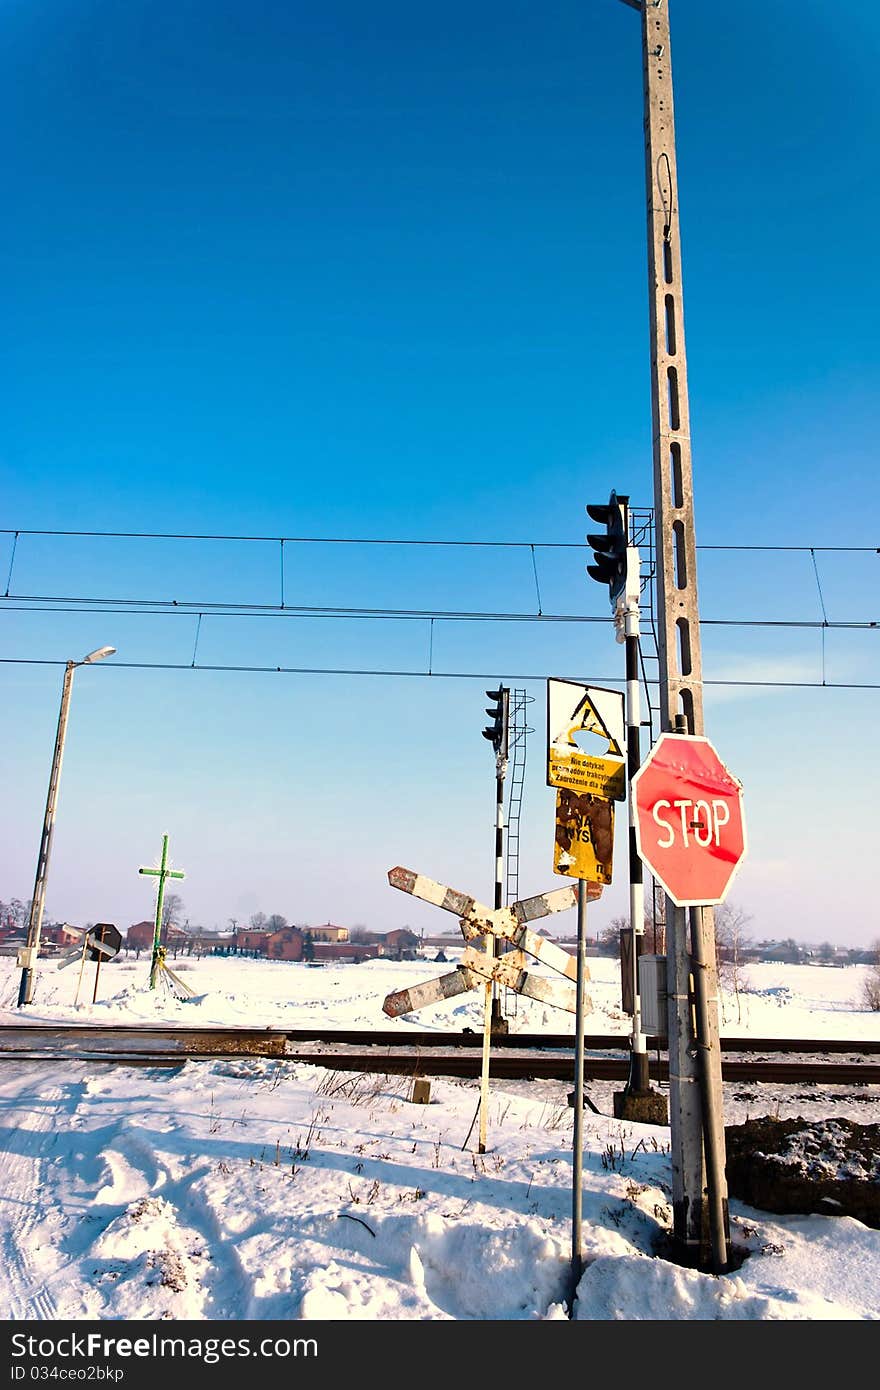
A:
[92, 949, 103, 1005]
[477, 974, 493, 1154]
[570, 876, 588, 1307]
[18, 661, 77, 1007]
[73, 936, 88, 1007]
[478, 762, 506, 1152]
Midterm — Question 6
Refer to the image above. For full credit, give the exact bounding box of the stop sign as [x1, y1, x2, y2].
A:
[86, 923, 122, 962]
[631, 734, 746, 907]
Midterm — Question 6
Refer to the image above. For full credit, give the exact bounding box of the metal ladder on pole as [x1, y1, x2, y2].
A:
[630, 507, 662, 748]
[503, 688, 530, 1017]
[630, 507, 665, 949]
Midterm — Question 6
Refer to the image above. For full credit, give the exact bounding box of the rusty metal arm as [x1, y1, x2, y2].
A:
[382, 967, 479, 1019]
[459, 947, 585, 1015]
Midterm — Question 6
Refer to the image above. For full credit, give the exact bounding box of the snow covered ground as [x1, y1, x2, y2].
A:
[0, 951, 878, 1321]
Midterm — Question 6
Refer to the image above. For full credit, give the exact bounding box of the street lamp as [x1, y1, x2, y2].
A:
[17, 645, 117, 1006]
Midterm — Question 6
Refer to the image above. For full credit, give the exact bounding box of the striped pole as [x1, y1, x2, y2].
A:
[489, 759, 507, 1029]
[480, 755, 506, 1151]
[494, 766, 504, 913]
[624, 557, 649, 1093]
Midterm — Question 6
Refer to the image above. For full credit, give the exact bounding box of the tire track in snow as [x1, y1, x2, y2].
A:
[0, 1075, 64, 1320]
[86, 1121, 250, 1319]
[158, 1162, 251, 1319]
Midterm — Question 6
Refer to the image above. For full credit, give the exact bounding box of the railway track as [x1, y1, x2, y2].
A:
[3, 1025, 880, 1052]
[1, 1025, 878, 1085]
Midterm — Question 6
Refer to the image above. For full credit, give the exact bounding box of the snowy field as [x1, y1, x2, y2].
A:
[0, 951, 878, 1321]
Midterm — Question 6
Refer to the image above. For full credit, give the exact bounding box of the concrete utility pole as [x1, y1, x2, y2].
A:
[631, 0, 729, 1266]
[17, 645, 116, 1007]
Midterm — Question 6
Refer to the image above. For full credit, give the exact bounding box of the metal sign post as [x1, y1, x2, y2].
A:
[477, 973, 493, 1154]
[74, 935, 89, 1006]
[570, 876, 589, 1310]
[92, 948, 104, 1003]
[546, 680, 622, 1305]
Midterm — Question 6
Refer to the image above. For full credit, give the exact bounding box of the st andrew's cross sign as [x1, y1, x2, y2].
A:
[381, 867, 602, 1018]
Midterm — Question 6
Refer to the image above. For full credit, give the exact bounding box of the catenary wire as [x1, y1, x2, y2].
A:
[1, 657, 879, 691]
[0, 599, 876, 631]
[0, 526, 878, 552]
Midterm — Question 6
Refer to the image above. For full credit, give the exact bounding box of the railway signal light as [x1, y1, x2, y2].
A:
[482, 686, 509, 758]
[586, 491, 629, 604]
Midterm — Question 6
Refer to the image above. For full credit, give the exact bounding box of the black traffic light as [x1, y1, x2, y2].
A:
[482, 686, 509, 758]
[586, 490, 629, 603]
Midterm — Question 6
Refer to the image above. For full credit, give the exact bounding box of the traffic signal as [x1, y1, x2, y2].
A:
[586, 490, 629, 603]
[482, 686, 509, 758]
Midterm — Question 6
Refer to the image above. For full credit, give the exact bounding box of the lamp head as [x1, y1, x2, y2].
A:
[81, 646, 116, 664]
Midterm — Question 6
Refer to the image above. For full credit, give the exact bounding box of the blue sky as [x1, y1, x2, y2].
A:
[2, 1, 878, 946]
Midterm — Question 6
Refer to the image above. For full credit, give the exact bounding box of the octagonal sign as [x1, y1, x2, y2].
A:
[631, 733, 746, 907]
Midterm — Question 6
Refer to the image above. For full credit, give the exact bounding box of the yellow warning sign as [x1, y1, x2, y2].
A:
[553, 789, 615, 884]
[548, 748, 625, 800]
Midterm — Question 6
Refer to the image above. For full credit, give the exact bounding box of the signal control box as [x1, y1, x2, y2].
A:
[638, 954, 668, 1041]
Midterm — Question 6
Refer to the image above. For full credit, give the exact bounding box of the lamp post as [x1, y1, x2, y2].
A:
[17, 646, 116, 1006]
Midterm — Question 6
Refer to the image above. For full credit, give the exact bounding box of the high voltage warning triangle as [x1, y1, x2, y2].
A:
[546, 679, 626, 802]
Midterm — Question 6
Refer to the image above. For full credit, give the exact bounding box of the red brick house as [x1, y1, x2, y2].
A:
[36, 923, 83, 947]
[311, 940, 380, 963]
[235, 928, 271, 955]
[126, 920, 186, 951]
[380, 929, 420, 959]
[266, 927, 305, 961]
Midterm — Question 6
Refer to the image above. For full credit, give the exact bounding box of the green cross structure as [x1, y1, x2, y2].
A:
[138, 834, 186, 989]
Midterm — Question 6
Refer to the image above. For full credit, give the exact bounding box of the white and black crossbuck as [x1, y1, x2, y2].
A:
[381, 866, 602, 1018]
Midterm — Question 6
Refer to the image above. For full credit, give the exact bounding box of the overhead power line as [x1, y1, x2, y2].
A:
[0, 598, 877, 632]
[1, 526, 878, 553]
[1, 656, 878, 692]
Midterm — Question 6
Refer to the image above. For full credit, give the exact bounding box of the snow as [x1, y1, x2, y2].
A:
[0, 952, 878, 1321]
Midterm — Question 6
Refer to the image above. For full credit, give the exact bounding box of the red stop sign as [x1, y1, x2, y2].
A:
[632, 734, 746, 907]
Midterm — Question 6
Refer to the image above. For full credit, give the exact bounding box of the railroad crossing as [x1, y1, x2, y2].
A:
[381, 867, 601, 1018]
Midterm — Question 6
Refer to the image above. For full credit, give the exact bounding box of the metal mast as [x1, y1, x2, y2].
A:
[637, 0, 729, 1266]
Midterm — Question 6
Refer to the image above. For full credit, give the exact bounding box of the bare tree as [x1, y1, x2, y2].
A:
[596, 921, 624, 957]
[0, 898, 31, 930]
[645, 894, 666, 954]
[161, 892, 184, 931]
[249, 911, 268, 930]
[266, 913, 288, 932]
[861, 939, 880, 1011]
[714, 901, 753, 1025]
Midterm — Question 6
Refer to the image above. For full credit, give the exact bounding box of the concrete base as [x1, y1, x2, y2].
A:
[613, 1089, 669, 1125]
[410, 1078, 431, 1105]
